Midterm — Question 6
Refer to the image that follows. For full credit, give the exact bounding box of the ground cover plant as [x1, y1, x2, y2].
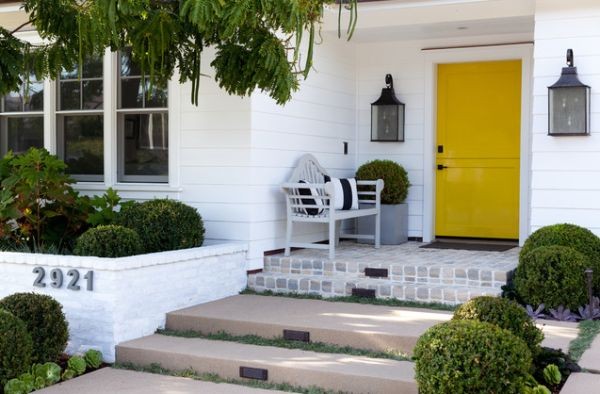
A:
[0, 292, 104, 394]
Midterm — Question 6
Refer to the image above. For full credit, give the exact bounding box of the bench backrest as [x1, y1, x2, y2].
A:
[288, 154, 329, 184]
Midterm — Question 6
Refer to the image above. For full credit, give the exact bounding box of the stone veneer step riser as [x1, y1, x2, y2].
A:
[248, 274, 501, 305]
[264, 256, 510, 289]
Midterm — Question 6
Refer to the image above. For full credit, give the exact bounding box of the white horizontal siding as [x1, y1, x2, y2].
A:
[530, 0, 600, 237]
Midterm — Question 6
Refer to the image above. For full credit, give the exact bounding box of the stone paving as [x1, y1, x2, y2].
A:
[249, 241, 519, 305]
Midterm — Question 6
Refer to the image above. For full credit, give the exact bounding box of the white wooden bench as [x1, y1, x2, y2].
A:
[281, 154, 384, 259]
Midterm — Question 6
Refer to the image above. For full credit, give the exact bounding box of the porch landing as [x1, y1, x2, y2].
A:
[248, 241, 519, 305]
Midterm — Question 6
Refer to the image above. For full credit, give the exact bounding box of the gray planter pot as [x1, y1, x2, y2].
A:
[357, 203, 408, 245]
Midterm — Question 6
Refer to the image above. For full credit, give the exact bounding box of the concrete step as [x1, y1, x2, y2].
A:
[37, 368, 291, 394]
[116, 334, 417, 394]
[166, 294, 452, 356]
[248, 271, 502, 305]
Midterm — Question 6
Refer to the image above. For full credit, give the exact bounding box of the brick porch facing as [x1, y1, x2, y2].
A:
[248, 242, 519, 305]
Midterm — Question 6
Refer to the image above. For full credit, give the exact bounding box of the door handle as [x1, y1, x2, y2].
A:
[437, 164, 448, 170]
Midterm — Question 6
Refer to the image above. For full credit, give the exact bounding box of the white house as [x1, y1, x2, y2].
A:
[1, 0, 599, 270]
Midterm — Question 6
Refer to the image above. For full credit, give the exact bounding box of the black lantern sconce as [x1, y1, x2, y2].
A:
[371, 74, 405, 142]
[548, 49, 590, 136]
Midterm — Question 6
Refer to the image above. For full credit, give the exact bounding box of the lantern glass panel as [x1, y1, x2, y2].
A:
[549, 87, 589, 134]
[371, 104, 403, 141]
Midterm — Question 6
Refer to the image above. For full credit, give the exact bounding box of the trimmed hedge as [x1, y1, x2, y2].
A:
[520, 224, 600, 291]
[0, 293, 68, 363]
[0, 309, 33, 388]
[74, 225, 143, 257]
[453, 296, 543, 354]
[414, 320, 532, 394]
[117, 199, 205, 253]
[355, 160, 410, 204]
[515, 245, 589, 310]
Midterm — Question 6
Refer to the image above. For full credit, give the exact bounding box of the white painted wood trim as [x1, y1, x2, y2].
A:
[422, 43, 533, 244]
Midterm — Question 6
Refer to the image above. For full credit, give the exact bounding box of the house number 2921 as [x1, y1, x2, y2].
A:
[32, 267, 94, 291]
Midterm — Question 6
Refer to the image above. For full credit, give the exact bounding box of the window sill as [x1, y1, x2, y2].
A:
[73, 182, 182, 193]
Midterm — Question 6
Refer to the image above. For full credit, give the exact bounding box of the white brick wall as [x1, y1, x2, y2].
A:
[0, 243, 248, 361]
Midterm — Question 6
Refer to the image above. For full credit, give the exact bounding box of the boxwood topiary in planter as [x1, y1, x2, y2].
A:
[453, 296, 543, 354]
[117, 199, 205, 253]
[355, 159, 410, 204]
[520, 223, 600, 292]
[74, 225, 143, 257]
[0, 309, 33, 387]
[0, 293, 68, 363]
[414, 319, 532, 394]
[515, 245, 589, 310]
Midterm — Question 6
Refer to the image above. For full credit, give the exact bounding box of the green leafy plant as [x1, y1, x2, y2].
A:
[453, 296, 544, 354]
[355, 160, 410, 204]
[67, 356, 86, 376]
[74, 225, 143, 257]
[543, 364, 561, 386]
[87, 188, 134, 227]
[0, 309, 33, 388]
[515, 245, 589, 309]
[117, 199, 205, 253]
[2, 1, 359, 106]
[32, 362, 61, 387]
[83, 349, 103, 369]
[61, 369, 76, 381]
[520, 223, 600, 292]
[3, 378, 29, 394]
[0, 148, 91, 252]
[523, 386, 551, 394]
[414, 320, 532, 394]
[0, 293, 69, 363]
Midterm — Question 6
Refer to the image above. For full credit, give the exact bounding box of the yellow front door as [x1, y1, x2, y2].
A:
[436, 60, 521, 239]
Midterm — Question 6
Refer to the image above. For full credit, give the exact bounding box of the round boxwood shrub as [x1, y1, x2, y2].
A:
[520, 224, 600, 291]
[74, 225, 143, 257]
[0, 309, 33, 387]
[117, 199, 205, 253]
[355, 160, 410, 204]
[414, 320, 532, 394]
[453, 296, 543, 354]
[0, 293, 68, 363]
[515, 245, 589, 310]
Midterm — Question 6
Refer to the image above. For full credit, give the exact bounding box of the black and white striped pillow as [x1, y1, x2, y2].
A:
[324, 176, 358, 210]
[298, 180, 324, 215]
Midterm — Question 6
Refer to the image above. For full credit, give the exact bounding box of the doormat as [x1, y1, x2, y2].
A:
[420, 242, 516, 252]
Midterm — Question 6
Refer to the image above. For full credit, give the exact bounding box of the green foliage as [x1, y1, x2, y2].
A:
[3, 378, 29, 394]
[83, 349, 103, 369]
[0, 310, 33, 388]
[0, 148, 90, 253]
[67, 356, 86, 376]
[3, 1, 359, 106]
[523, 386, 551, 394]
[515, 245, 589, 309]
[414, 320, 533, 394]
[87, 188, 134, 227]
[117, 199, 205, 253]
[0, 293, 69, 363]
[74, 225, 143, 257]
[543, 364, 561, 386]
[32, 362, 61, 386]
[355, 159, 411, 204]
[520, 223, 600, 292]
[61, 369, 76, 381]
[453, 296, 543, 354]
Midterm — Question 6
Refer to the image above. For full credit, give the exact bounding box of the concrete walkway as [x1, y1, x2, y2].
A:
[37, 368, 292, 393]
[561, 328, 600, 393]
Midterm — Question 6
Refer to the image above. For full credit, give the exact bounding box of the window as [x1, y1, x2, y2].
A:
[57, 57, 104, 182]
[0, 75, 44, 155]
[117, 51, 168, 183]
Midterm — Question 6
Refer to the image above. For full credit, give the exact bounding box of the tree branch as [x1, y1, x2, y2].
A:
[10, 19, 34, 35]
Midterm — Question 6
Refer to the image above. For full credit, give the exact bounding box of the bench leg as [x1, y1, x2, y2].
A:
[375, 211, 381, 249]
[329, 220, 336, 259]
[335, 221, 341, 247]
[285, 217, 293, 256]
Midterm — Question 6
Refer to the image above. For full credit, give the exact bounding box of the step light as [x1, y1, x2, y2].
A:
[283, 329, 310, 343]
[239, 366, 268, 381]
[352, 288, 376, 298]
[364, 268, 389, 278]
